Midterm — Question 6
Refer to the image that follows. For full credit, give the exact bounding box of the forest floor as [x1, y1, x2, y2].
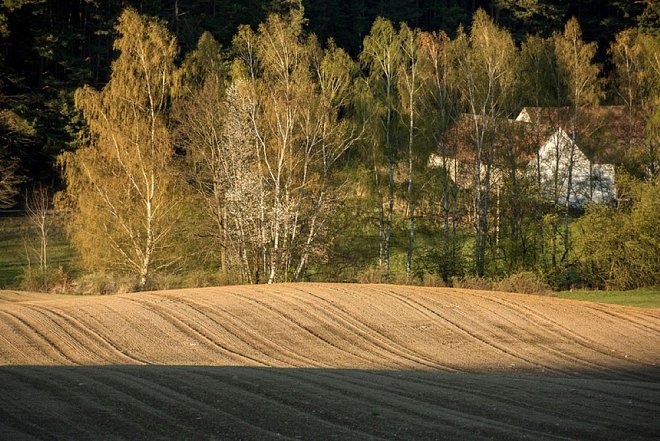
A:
[1, 283, 659, 440]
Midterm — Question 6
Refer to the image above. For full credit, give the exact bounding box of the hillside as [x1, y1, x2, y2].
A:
[1, 283, 659, 439]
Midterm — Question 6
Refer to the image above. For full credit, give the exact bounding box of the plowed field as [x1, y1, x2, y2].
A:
[1, 283, 659, 440]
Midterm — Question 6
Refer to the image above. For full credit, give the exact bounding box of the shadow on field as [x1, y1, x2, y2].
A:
[1, 365, 658, 440]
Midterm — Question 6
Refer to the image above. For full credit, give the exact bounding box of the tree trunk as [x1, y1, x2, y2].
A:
[563, 107, 577, 262]
[406, 68, 415, 282]
[385, 77, 394, 282]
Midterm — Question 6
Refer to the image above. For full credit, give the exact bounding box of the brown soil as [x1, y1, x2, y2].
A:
[1, 283, 658, 440]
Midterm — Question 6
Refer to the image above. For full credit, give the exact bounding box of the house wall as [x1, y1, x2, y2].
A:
[533, 127, 615, 206]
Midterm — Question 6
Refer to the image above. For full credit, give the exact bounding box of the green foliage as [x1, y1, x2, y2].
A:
[452, 276, 494, 291]
[638, 0, 660, 35]
[519, 35, 562, 107]
[356, 266, 387, 284]
[0, 6, 657, 293]
[494, 271, 552, 295]
[553, 17, 603, 109]
[20, 266, 71, 293]
[574, 175, 660, 289]
[177, 31, 226, 96]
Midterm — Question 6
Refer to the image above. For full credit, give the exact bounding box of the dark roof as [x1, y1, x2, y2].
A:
[519, 106, 645, 164]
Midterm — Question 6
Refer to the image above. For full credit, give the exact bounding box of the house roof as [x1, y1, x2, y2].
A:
[517, 106, 644, 165]
[440, 113, 541, 165]
[437, 106, 641, 169]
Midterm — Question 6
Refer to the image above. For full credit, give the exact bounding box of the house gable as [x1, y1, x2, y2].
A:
[530, 122, 615, 206]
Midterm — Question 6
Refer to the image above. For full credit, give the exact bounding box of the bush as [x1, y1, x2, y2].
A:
[452, 276, 493, 291]
[71, 269, 240, 295]
[72, 272, 134, 295]
[419, 272, 446, 287]
[391, 271, 414, 285]
[574, 175, 660, 290]
[543, 262, 587, 291]
[494, 271, 553, 296]
[20, 266, 71, 293]
[357, 266, 386, 284]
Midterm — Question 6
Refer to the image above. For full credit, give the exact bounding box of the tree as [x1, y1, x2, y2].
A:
[228, 4, 360, 283]
[24, 185, 54, 273]
[0, 102, 34, 208]
[553, 17, 602, 261]
[493, 0, 566, 40]
[609, 29, 660, 178]
[175, 32, 231, 274]
[518, 35, 569, 272]
[419, 30, 461, 282]
[0, 151, 20, 208]
[59, 8, 183, 289]
[575, 174, 659, 289]
[361, 17, 402, 282]
[397, 23, 426, 281]
[452, 9, 517, 276]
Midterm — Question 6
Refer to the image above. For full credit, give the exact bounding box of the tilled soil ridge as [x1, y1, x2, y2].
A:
[1, 283, 658, 376]
[1, 283, 659, 440]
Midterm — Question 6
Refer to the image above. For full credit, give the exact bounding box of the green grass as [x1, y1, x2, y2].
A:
[557, 288, 660, 308]
[0, 215, 77, 289]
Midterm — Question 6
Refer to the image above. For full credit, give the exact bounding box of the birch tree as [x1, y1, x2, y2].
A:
[24, 185, 54, 273]
[519, 35, 563, 271]
[231, 3, 360, 283]
[553, 17, 602, 260]
[609, 29, 660, 178]
[360, 17, 401, 282]
[175, 32, 231, 273]
[59, 9, 182, 289]
[452, 9, 517, 276]
[397, 23, 425, 282]
[419, 30, 461, 282]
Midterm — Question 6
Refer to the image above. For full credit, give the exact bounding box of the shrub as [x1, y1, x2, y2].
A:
[452, 276, 493, 291]
[574, 176, 659, 290]
[20, 266, 71, 293]
[420, 272, 446, 287]
[214, 271, 244, 286]
[494, 271, 553, 296]
[72, 272, 134, 295]
[357, 266, 386, 284]
[142, 273, 182, 291]
[543, 262, 587, 291]
[391, 271, 414, 285]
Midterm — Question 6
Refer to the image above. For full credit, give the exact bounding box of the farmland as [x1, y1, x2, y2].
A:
[1, 284, 658, 439]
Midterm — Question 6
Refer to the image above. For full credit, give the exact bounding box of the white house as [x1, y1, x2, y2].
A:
[516, 108, 616, 207]
[428, 108, 618, 207]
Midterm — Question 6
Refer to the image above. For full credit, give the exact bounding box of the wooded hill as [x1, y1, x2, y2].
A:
[1, 1, 658, 291]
